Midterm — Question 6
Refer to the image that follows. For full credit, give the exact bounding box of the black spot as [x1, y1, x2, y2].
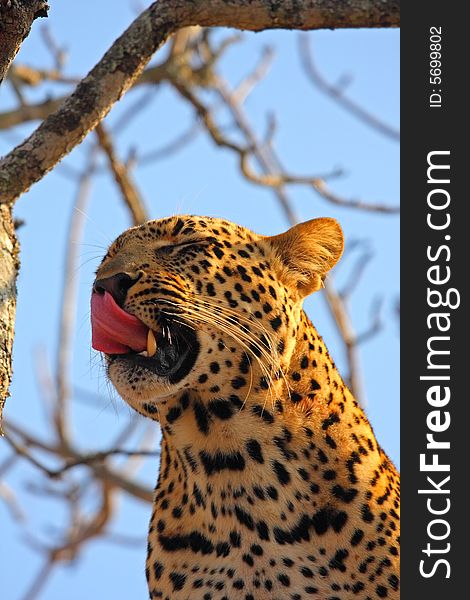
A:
[329, 549, 349, 572]
[252, 404, 274, 423]
[332, 485, 358, 503]
[159, 531, 214, 554]
[183, 447, 198, 472]
[216, 542, 231, 557]
[199, 451, 245, 476]
[257, 520, 270, 540]
[268, 285, 277, 299]
[229, 530, 242, 547]
[237, 265, 252, 282]
[259, 376, 269, 389]
[272, 460, 291, 485]
[142, 403, 158, 414]
[231, 376, 246, 389]
[153, 561, 164, 580]
[273, 514, 311, 545]
[266, 485, 278, 500]
[352, 582, 365, 594]
[270, 316, 282, 331]
[234, 506, 255, 531]
[350, 529, 364, 546]
[246, 439, 264, 464]
[250, 544, 263, 556]
[171, 218, 184, 235]
[388, 575, 399, 591]
[242, 553, 254, 566]
[208, 399, 234, 419]
[210, 361, 220, 373]
[311, 508, 348, 535]
[166, 406, 182, 424]
[253, 486, 265, 500]
[239, 353, 251, 374]
[291, 392, 303, 403]
[301, 566, 314, 578]
[198, 373, 208, 384]
[323, 470, 337, 480]
[194, 401, 211, 435]
[376, 585, 388, 597]
[180, 393, 190, 409]
[213, 246, 224, 259]
[277, 573, 290, 587]
[169, 572, 186, 591]
[233, 580, 244, 589]
[325, 434, 337, 449]
[322, 412, 340, 430]
[361, 504, 375, 523]
[230, 394, 243, 408]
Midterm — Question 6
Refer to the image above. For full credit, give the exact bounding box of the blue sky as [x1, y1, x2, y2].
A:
[0, 2, 399, 598]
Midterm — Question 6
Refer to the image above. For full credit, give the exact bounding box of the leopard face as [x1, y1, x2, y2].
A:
[92, 214, 342, 416]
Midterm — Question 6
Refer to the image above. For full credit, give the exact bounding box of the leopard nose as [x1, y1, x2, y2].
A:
[93, 272, 141, 307]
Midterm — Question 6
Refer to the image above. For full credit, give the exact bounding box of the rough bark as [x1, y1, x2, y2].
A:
[0, 0, 49, 84]
[0, 0, 399, 205]
[0, 0, 48, 427]
[0, 205, 19, 429]
[0, 0, 399, 421]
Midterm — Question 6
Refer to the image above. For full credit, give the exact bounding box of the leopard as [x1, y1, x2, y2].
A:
[91, 214, 400, 600]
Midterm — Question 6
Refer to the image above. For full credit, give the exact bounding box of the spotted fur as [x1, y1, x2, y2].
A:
[94, 215, 400, 600]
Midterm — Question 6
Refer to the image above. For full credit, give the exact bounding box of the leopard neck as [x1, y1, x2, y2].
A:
[152, 311, 397, 535]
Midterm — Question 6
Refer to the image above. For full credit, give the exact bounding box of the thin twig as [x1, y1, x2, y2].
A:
[95, 123, 148, 225]
[20, 558, 55, 600]
[55, 149, 98, 443]
[299, 35, 400, 142]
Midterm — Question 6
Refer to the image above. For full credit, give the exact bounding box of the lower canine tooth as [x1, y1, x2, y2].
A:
[147, 329, 157, 357]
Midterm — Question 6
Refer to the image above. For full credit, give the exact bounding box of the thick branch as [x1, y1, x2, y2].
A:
[0, 0, 49, 84]
[0, 0, 399, 205]
[0, 205, 19, 430]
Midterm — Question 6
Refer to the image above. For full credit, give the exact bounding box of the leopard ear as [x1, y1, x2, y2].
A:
[264, 218, 344, 297]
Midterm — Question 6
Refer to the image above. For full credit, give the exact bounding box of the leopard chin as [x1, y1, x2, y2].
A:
[106, 319, 200, 409]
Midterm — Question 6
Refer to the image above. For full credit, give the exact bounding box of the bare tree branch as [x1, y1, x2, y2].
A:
[0, 204, 19, 432]
[0, 0, 399, 205]
[95, 123, 148, 226]
[55, 152, 98, 443]
[299, 35, 400, 141]
[0, 0, 49, 84]
[5, 419, 153, 502]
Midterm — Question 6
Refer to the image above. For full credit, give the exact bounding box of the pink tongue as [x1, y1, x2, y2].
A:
[91, 291, 148, 354]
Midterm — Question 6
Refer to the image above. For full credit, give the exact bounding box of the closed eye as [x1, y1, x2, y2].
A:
[156, 239, 207, 255]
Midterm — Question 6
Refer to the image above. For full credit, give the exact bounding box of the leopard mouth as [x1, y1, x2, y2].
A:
[91, 290, 199, 384]
[109, 319, 199, 383]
